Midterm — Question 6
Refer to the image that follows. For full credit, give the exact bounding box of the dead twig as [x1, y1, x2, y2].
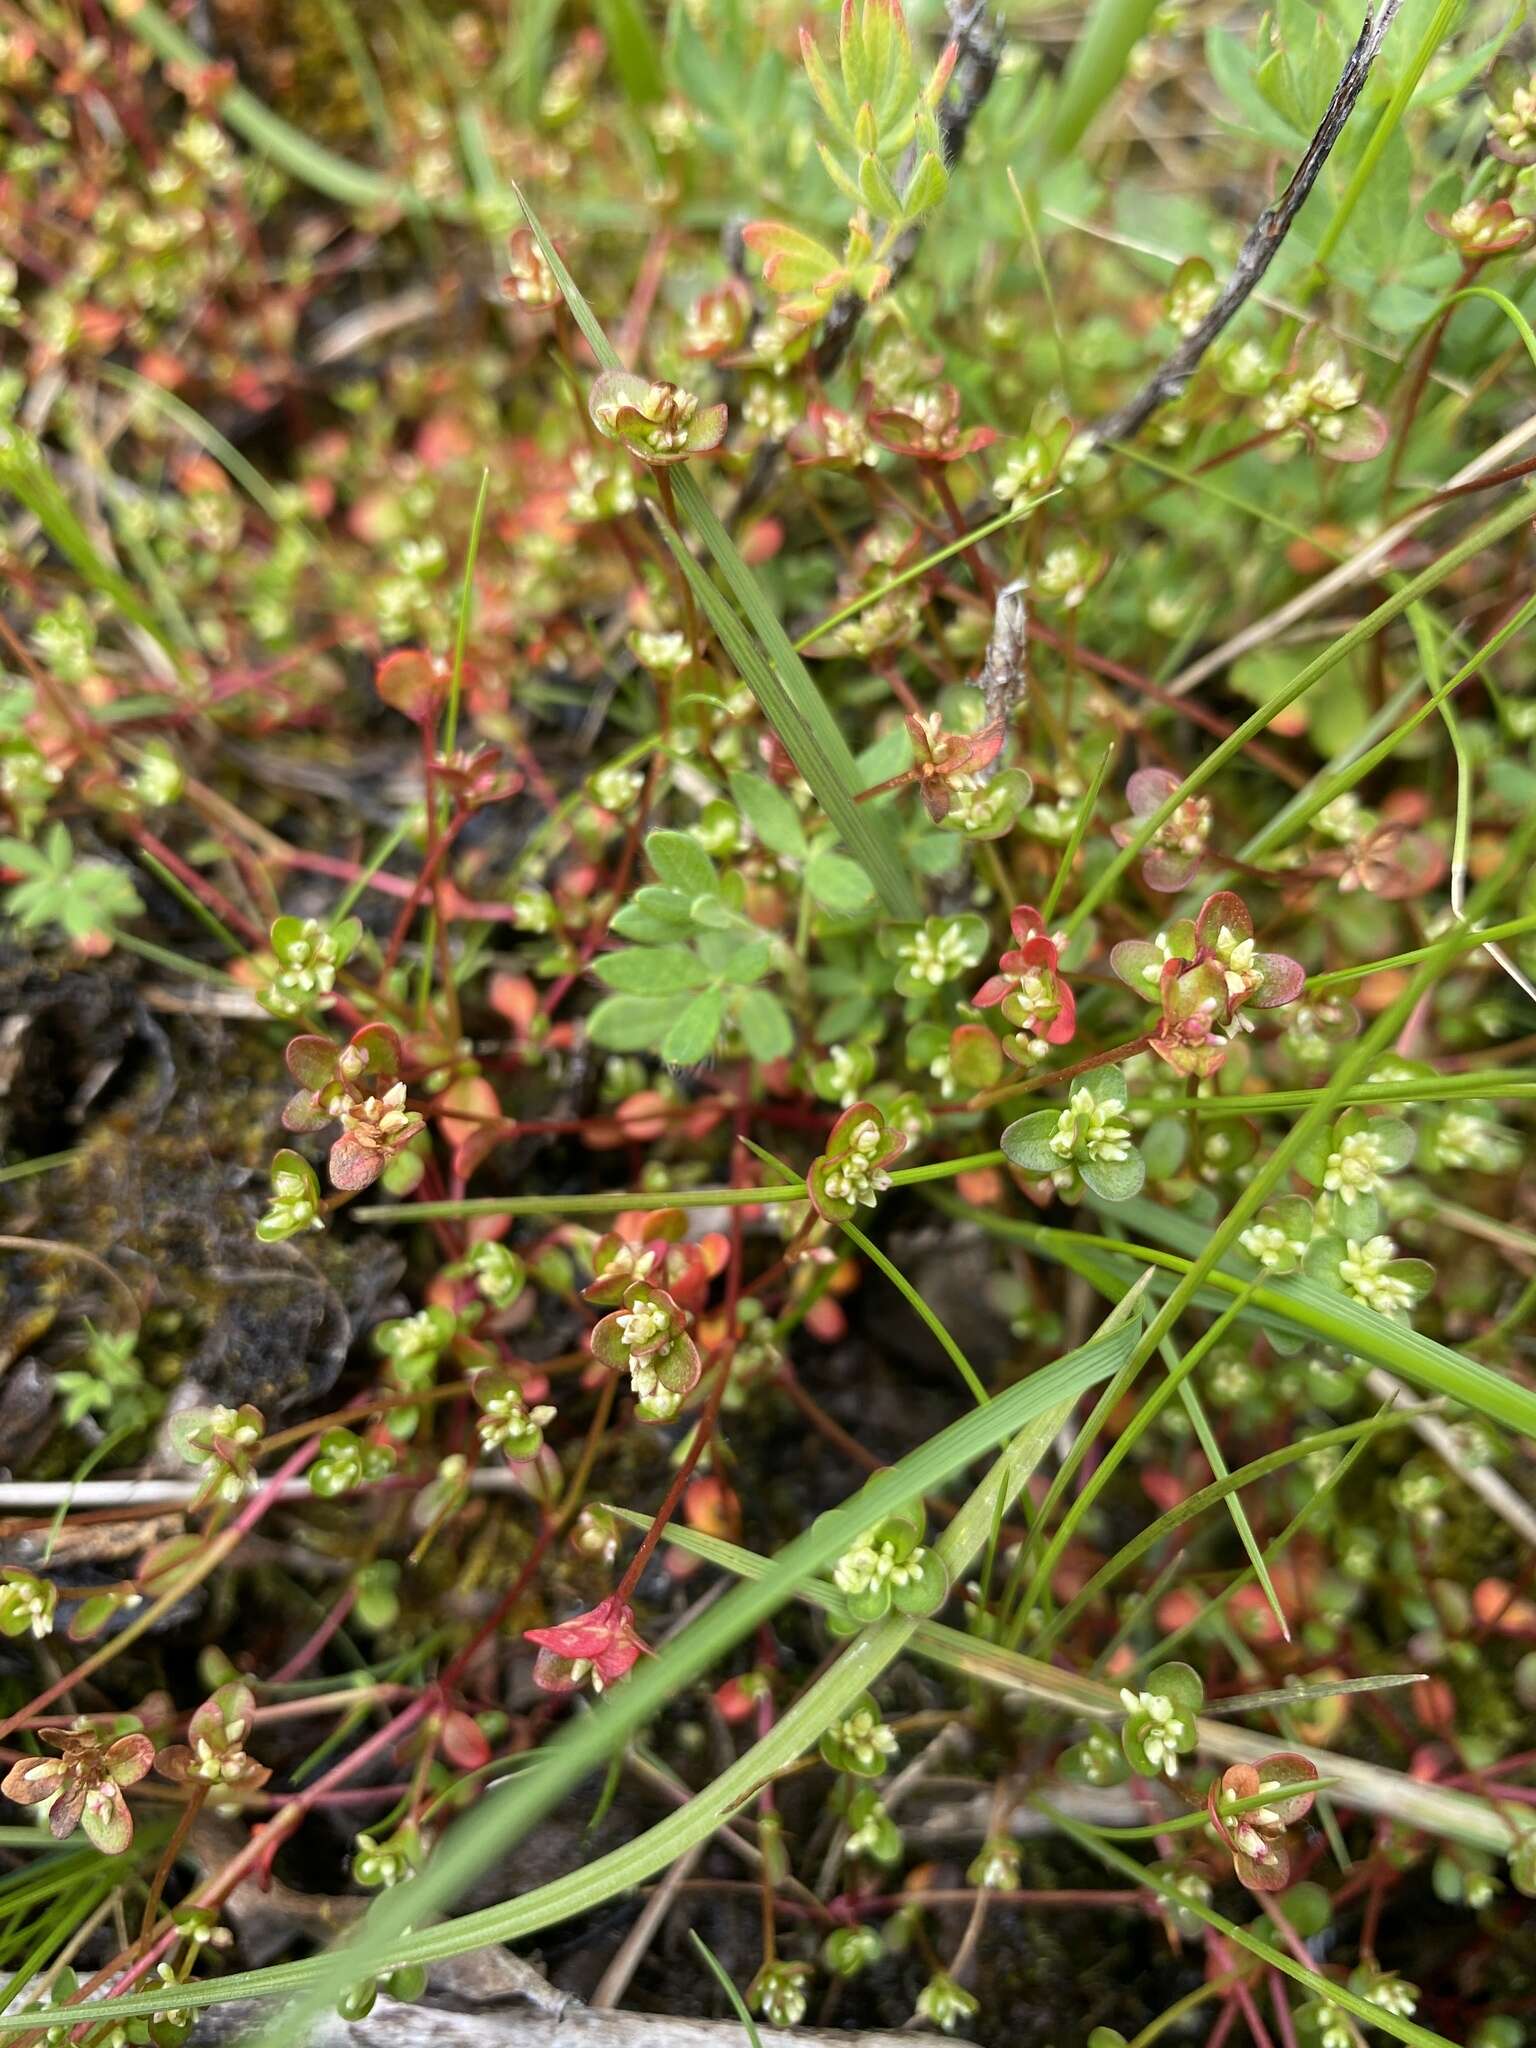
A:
[976, 577, 1028, 752]
[1087, 0, 1403, 450]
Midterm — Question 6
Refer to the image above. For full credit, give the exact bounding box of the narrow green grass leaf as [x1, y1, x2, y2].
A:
[1158, 1334, 1289, 1642]
[591, 0, 666, 105]
[0, 432, 170, 650]
[841, 1217, 989, 1405]
[121, 1, 461, 215]
[1310, 0, 1458, 276]
[99, 368, 293, 528]
[444, 469, 491, 755]
[689, 1932, 764, 2046]
[0, 1152, 77, 1189]
[792, 495, 1049, 653]
[1042, 741, 1114, 922]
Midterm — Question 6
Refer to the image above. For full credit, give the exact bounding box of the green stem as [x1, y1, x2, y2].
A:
[841, 1218, 989, 1406]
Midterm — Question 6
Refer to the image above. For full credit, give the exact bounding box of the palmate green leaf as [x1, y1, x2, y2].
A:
[225, 1322, 1135, 2046]
[804, 849, 876, 915]
[508, 182, 917, 921]
[644, 829, 717, 898]
[585, 993, 680, 1052]
[661, 988, 725, 1065]
[588, 945, 708, 995]
[1204, 26, 1305, 148]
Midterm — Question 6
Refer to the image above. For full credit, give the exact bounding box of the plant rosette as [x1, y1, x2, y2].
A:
[1295, 1108, 1415, 1242]
[1119, 1661, 1204, 1779]
[879, 913, 989, 999]
[256, 1149, 325, 1243]
[582, 1208, 726, 1316]
[1112, 891, 1303, 1077]
[1113, 890, 1304, 1022]
[1207, 1753, 1319, 1891]
[1303, 1232, 1433, 1321]
[807, 1101, 908, 1224]
[902, 710, 1005, 823]
[1238, 1194, 1316, 1276]
[1110, 767, 1211, 891]
[588, 370, 726, 465]
[832, 1503, 948, 1624]
[1001, 1065, 1145, 1202]
[155, 1682, 271, 1811]
[258, 913, 362, 1020]
[819, 1692, 900, 1778]
[589, 1280, 703, 1422]
[281, 1022, 425, 1193]
[973, 902, 1077, 1061]
[1, 1721, 155, 1854]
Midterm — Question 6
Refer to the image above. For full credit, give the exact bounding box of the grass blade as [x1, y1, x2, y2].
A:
[1037, 0, 1163, 165]
[237, 1320, 1136, 2043]
[610, 1513, 1520, 1857]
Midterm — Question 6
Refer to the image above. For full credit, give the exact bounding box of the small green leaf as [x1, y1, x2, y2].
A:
[858, 151, 903, 219]
[736, 988, 794, 1063]
[646, 830, 717, 898]
[1080, 1154, 1147, 1204]
[587, 994, 680, 1052]
[589, 946, 709, 996]
[729, 772, 807, 860]
[900, 150, 947, 219]
[611, 888, 694, 941]
[662, 989, 726, 1066]
[608, 905, 691, 944]
[806, 851, 876, 915]
[718, 938, 774, 985]
[1001, 1111, 1060, 1174]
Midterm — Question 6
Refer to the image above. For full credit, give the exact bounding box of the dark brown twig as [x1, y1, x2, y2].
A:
[1087, 0, 1403, 450]
[976, 576, 1029, 756]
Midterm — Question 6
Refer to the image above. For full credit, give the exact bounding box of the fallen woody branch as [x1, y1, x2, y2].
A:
[1087, 0, 1405, 450]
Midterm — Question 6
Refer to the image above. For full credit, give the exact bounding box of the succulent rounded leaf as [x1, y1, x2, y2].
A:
[1000, 1109, 1060, 1174]
[1080, 1151, 1146, 1204]
[328, 1134, 386, 1193]
[891, 1547, 948, 1616]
